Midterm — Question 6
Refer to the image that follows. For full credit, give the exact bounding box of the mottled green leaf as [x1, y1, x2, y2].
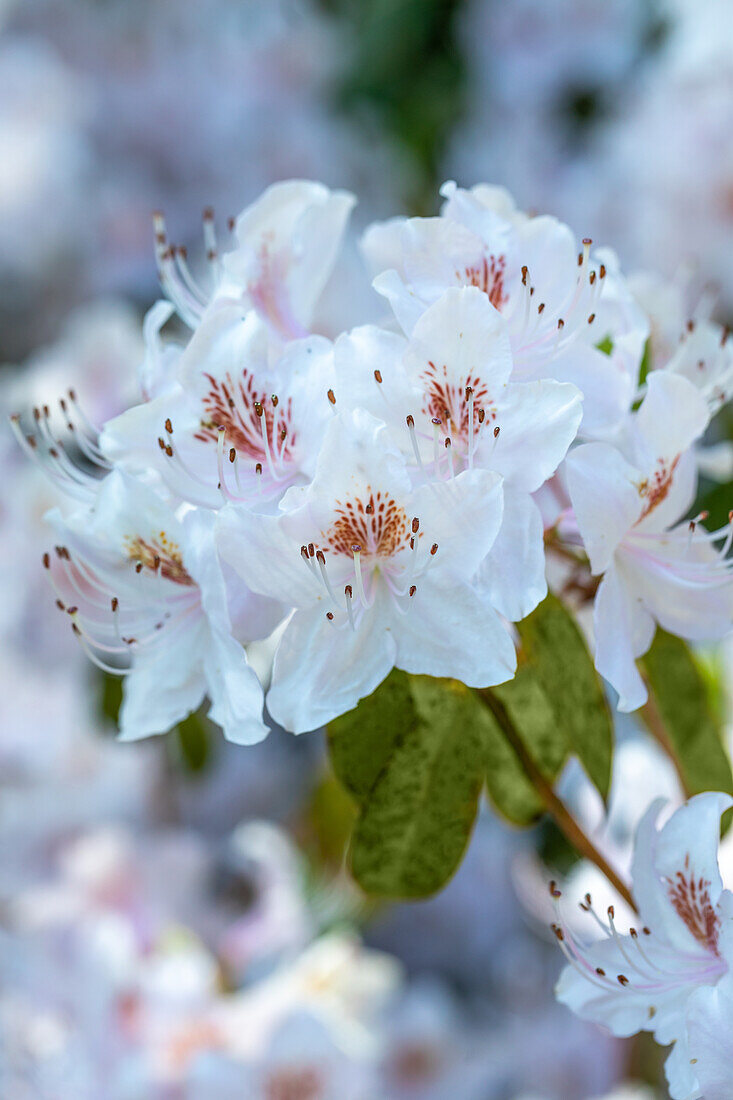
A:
[327, 670, 412, 804]
[517, 593, 613, 799]
[349, 676, 484, 898]
[641, 630, 733, 798]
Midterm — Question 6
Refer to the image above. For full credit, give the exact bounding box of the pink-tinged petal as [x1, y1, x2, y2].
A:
[266, 591, 398, 734]
[225, 180, 355, 335]
[619, 531, 733, 643]
[404, 286, 513, 399]
[593, 564, 654, 711]
[566, 444, 642, 574]
[635, 373, 710, 472]
[393, 580, 516, 687]
[476, 492, 546, 622]
[631, 795, 733, 958]
[487, 380, 582, 492]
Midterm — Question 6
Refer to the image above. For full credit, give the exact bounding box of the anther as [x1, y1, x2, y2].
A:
[549, 881, 562, 898]
[587, 313, 596, 324]
[42, 552, 50, 569]
[327, 389, 336, 405]
[165, 418, 173, 434]
[411, 517, 419, 533]
[374, 370, 383, 384]
[409, 585, 416, 597]
[326, 612, 334, 621]
[617, 975, 629, 986]
[430, 543, 438, 555]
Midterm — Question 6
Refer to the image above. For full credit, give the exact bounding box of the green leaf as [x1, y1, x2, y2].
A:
[596, 335, 614, 356]
[328, 672, 484, 898]
[640, 630, 733, 799]
[517, 593, 613, 799]
[327, 670, 412, 804]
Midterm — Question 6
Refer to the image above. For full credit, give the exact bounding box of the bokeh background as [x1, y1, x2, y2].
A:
[1, 1, 732, 1097]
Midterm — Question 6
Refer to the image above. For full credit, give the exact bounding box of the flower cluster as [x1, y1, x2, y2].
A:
[12, 178, 733, 741]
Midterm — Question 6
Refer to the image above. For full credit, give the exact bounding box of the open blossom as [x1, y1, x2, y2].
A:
[362, 181, 648, 437]
[334, 285, 582, 620]
[219, 409, 516, 733]
[564, 371, 733, 711]
[154, 179, 355, 338]
[101, 306, 335, 509]
[44, 469, 281, 743]
[554, 792, 733, 1100]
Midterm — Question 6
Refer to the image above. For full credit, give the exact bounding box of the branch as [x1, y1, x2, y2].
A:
[478, 688, 638, 913]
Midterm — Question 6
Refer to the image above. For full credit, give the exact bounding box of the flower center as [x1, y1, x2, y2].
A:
[324, 491, 411, 560]
[420, 361, 495, 448]
[667, 859, 721, 955]
[637, 456, 680, 522]
[195, 371, 296, 467]
[461, 254, 508, 311]
[124, 533, 195, 586]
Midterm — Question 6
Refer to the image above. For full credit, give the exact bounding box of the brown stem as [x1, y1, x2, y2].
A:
[479, 689, 638, 913]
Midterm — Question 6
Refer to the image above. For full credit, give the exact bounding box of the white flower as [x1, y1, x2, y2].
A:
[554, 792, 733, 1100]
[101, 306, 335, 509]
[334, 285, 582, 620]
[44, 469, 281, 743]
[156, 179, 355, 338]
[218, 408, 516, 733]
[362, 181, 647, 436]
[564, 371, 732, 711]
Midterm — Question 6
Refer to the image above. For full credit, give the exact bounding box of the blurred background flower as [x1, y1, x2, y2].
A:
[1, 0, 731, 1096]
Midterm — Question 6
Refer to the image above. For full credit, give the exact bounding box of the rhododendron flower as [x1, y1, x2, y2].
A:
[101, 306, 335, 509]
[45, 470, 281, 743]
[219, 409, 515, 732]
[362, 181, 647, 436]
[565, 371, 732, 710]
[554, 792, 733, 1100]
[334, 285, 582, 620]
[155, 180, 355, 338]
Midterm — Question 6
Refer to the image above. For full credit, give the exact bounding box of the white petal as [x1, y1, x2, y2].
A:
[635, 372, 710, 469]
[204, 629, 269, 746]
[394, 581, 516, 687]
[119, 625, 208, 740]
[593, 564, 653, 711]
[217, 504, 322, 609]
[405, 286, 513, 397]
[686, 967, 733, 1100]
[488, 380, 582, 492]
[267, 593, 397, 734]
[566, 443, 642, 573]
[535, 342, 634, 437]
[409, 467, 504, 585]
[476, 493, 546, 622]
[333, 324, 412, 443]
